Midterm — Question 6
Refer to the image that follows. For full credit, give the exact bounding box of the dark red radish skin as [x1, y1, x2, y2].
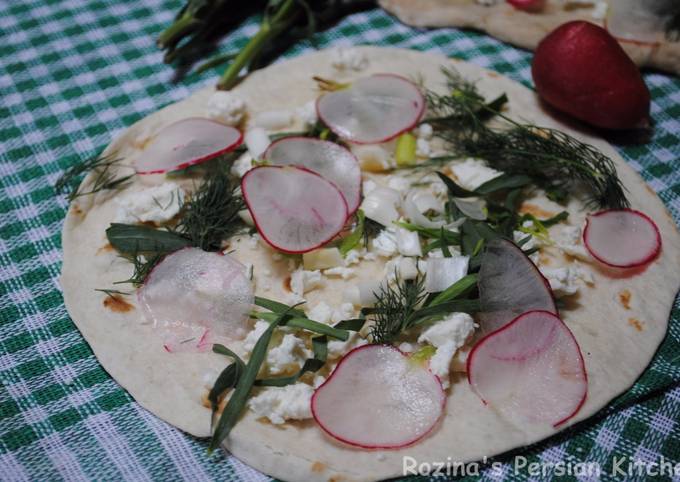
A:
[583, 208, 661, 268]
[532, 21, 651, 130]
[241, 165, 349, 254]
[316, 74, 426, 144]
[507, 0, 545, 12]
[134, 118, 243, 174]
[467, 310, 588, 427]
[311, 344, 446, 449]
[263, 137, 362, 215]
[478, 238, 556, 334]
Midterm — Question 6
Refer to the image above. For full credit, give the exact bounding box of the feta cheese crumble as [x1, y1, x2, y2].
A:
[290, 268, 326, 296]
[248, 384, 314, 424]
[371, 228, 398, 257]
[114, 183, 184, 224]
[540, 264, 595, 297]
[206, 91, 246, 126]
[418, 312, 476, 388]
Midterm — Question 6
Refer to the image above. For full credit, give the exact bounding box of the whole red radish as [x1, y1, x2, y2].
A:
[507, 0, 545, 13]
[532, 21, 650, 130]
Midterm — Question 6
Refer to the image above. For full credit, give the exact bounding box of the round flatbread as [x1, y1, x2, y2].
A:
[61, 47, 680, 482]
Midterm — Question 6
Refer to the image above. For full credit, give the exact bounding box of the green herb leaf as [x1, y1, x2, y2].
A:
[106, 224, 191, 255]
[55, 154, 135, 202]
[254, 311, 349, 341]
[255, 335, 327, 387]
[368, 277, 428, 344]
[428, 274, 478, 306]
[254, 296, 306, 317]
[339, 210, 365, 256]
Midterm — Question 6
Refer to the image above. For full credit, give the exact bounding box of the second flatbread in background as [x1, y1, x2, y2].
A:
[379, 0, 680, 76]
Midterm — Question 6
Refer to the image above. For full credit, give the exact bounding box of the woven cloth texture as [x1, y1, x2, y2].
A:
[1, 1, 679, 481]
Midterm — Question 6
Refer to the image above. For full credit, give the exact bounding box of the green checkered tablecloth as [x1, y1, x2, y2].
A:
[1, 1, 679, 480]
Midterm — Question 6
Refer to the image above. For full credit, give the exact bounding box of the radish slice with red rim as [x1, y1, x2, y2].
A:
[138, 248, 253, 351]
[583, 208, 661, 268]
[478, 238, 556, 334]
[134, 118, 242, 174]
[467, 310, 587, 427]
[263, 137, 362, 215]
[312, 345, 445, 449]
[316, 74, 425, 144]
[507, 0, 545, 12]
[241, 165, 348, 254]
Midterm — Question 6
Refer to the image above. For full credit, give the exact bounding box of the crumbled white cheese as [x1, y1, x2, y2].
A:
[398, 342, 415, 353]
[362, 179, 377, 196]
[343, 280, 383, 307]
[395, 227, 422, 257]
[231, 152, 253, 178]
[323, 266, 356, 280]
[331, 47, 368, 72]
[418, 312, 476, 388]
[331, 302, 355, 323]
[449, 158, 502, 191]
[243, 320, 269, 353]
[248, 384, 314, 424]
[295, 101, 317, 129]
[387, 176, 412, 194]
[308, 301, 333, 324]
[313, 375, 326, 388]
[114, 183, 184, 224]
[344, 249, 363, 266]
[267, 334, 309, 375]
[371, 228, 398, 257]
[290, 269, 326, 296]
[416, 138, 431, 158]
[244, 127, 270, 159]
[247, 233, 260, 249]
[513, 230, 540, 263]
[417, 123, 433, 140]
[540, 264, 595, 297]
[385, 256, 419, 281]
[206, 91, 246, 126]
[328, 333, 368, 359]
[555, 225, 590, 261]
[254, 110, 293, 131]
[361, 186, 401, 226]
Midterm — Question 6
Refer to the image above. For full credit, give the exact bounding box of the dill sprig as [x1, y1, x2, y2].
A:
[55, 153, 135, 202]
[176, 168, 245, 251]
[114, 252, 164, 287]
[368, 276, 428, 344]
[427, 68, 629, 209]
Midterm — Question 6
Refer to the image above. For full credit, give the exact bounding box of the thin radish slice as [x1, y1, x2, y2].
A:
[467, 310, 587, 427]
[138, 248, 253, 351]
[583, 208, 661, 268]
[605, 0, 673, 45]
[312, 345, 445, 449]
[316, 74, 425, 144]
[263, 137, 362, 214]
[241, 166, 348, 254]
[134, 118, 242, 174]
[507, 0, 545, 12]
[478, 238, 556, 333]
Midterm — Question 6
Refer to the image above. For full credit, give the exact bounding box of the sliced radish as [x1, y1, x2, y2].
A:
[139, 248, 253, 351]
[263, 137, 362, 214]
[507, 0, 545, 12]
[316, 74, 425, 144]
[312, 345, 445, 449]
[583, 208, 661, 268]
[241, 166, 348, 253]
[605, 0, 672, 45]
[478, 238, 556, 333]
[467, 310, 587, 427]
[134, 118, 242, 174]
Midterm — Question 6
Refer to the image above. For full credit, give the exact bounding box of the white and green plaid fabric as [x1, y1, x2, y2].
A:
[1, 1, 679, 480]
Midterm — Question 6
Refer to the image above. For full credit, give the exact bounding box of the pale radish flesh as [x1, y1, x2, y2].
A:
[316, 74, 425, 144]
[583, 208, 661, 268]
[606, 0, 674, 45]
[312, 345, 445, 449]
[241, 166, 348, 253]
[134, 118, 242, 174]
[138, 248, 253, 351]
[263, 137, 362, 214]
[467, 310, 587, 427]
[478, 238, 556, 333]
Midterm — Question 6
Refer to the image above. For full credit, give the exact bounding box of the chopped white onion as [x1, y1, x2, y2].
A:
[360, 186, 401, 226]
[453, 197, 487, 220]
[403, 192, 445, 229]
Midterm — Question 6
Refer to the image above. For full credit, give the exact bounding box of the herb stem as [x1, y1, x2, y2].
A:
[157, 14, 200, 49]
[255, 311, 349, 341]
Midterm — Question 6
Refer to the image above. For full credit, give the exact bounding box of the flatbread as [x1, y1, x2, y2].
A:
[61, 47, 680, 482]
[379, 0, 680, 76]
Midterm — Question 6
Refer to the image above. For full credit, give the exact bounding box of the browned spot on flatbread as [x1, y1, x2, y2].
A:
[563, 1, 596, 11]
[71, 204, 83, 216]
[103, 294, 134, 313]
[283, 275, 292, 292]
[628, 318, 644, 332]
[487, 71, 499, 78]
[539, 254, 552, 266]
[619, 289, 632, 310]
[97, 243, 114, 254]
[329, 476, 346, 482]
[311, 462, 326, 473]
[201, 391, 211, 409]
[519, 203, 555, 219]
